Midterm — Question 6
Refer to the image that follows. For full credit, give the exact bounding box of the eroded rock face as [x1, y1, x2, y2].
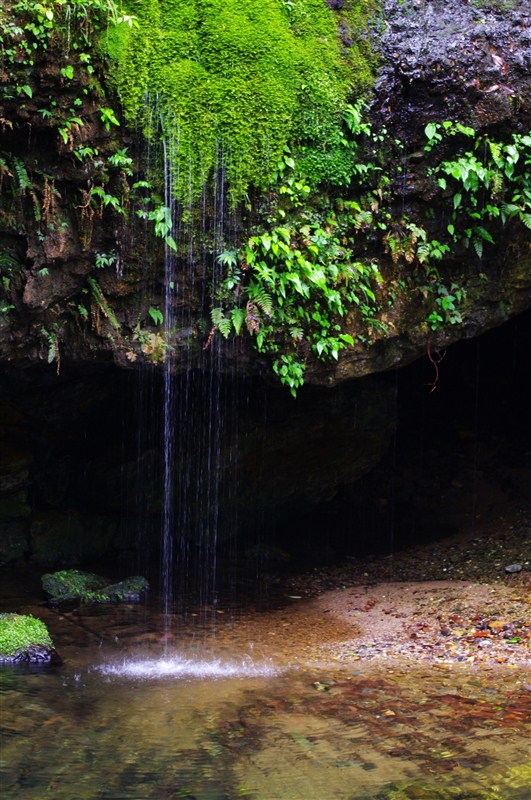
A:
[0, 0, 529, 381]
[375, 0, 531, 132]
[315, 0, 531, 384]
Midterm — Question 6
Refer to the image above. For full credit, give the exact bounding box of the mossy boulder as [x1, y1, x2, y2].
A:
[42, 569, 149, 604]
[0, 613, 60, 664]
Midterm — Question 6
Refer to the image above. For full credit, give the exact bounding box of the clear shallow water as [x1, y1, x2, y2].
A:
[1, 589, 530, 799]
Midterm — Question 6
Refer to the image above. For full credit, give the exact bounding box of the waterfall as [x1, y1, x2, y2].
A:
[153, 131, 241, 619]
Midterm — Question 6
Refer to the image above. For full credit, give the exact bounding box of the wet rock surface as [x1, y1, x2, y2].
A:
[42, 569, 149, 605]
[374, 0, 531, 141]
[0, 1, 529, 380]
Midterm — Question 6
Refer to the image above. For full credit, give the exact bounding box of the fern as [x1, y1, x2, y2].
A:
[211, 307, 232, 338]
[217, 249, 238, 269]
[248, 284, 273, 316]
[490, 171, 504, 194]
[522, 213, 531, 229]
[13, 158, 31, 193]
[230, 307, 246, 335]
[0, 157, 12, 178]
[416, 242, 431, 264]
[87, 277, 120, 330]
[501, 202, 520, 223]
[488, 139, 503, 168]
[289, 325, 303, 341]
[12, 158, 41, 222]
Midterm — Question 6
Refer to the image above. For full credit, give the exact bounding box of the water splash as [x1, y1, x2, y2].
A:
[96, 654, 278, 680]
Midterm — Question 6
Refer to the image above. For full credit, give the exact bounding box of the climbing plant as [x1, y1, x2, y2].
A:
[210, 113, 531, 394]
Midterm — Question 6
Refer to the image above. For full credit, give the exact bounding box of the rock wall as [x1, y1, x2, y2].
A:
[1, 0, 530, 566]
[0, 0, 529, 381]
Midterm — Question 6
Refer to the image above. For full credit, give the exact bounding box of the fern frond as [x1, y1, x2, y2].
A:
[289, 325, 303, 341]
[217, 249, 238, 269]
[230, 307, 246, 335]
[211, 306, 232, 338]
[500, 202, 520, 223]
[248, 284, 273, 316]
[13, 158, 41, 221]
[13, 158, 31, 192]
[488, 140, 503, 168]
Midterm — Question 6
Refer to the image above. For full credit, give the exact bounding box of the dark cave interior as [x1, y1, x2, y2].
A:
[0, 308, 529, 591]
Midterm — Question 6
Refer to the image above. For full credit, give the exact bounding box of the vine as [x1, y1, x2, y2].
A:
[210, 113, 531, 394]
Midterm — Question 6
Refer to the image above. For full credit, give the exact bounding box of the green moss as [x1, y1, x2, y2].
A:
[104, 576, 149, 601]
[42, 569, 149, 603]
[0, 613, 53, 658]
[107, 0, 378, 203]
[42, 569, 108, 601]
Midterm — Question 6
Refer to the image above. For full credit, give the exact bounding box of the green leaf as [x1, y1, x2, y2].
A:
[148, 307, 163, 326]
[339, 333, 354, 345]
[231, 307, 246, 335]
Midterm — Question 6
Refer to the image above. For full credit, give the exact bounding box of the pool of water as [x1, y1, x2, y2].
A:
[1, 579, 530, 799]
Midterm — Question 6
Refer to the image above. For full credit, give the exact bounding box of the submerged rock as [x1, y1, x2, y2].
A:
[103, 576, 150, 603]
[0, 613, 61, 664]
[41, 569, 149, 604]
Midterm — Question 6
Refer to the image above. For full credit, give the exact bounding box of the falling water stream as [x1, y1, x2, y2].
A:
[2, 107, 531, 800]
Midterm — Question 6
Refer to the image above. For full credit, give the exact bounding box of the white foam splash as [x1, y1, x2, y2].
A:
[96, 655, 278, 680]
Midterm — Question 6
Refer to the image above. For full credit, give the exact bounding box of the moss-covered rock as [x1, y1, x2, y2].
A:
[102, 576, 150, 603]
[42, 569, 149, 604]
[0, 613, 60, 663]
[41, 569, 107, 601]
[109, 0, 378, 203]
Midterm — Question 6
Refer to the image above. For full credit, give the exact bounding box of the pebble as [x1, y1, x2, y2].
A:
[505, 564, 523, 573]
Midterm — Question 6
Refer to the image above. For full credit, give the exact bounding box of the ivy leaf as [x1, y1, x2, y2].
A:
[339, 333, 354, 345]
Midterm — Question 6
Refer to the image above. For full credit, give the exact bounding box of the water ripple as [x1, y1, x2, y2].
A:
[96, 654, 279, 680]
